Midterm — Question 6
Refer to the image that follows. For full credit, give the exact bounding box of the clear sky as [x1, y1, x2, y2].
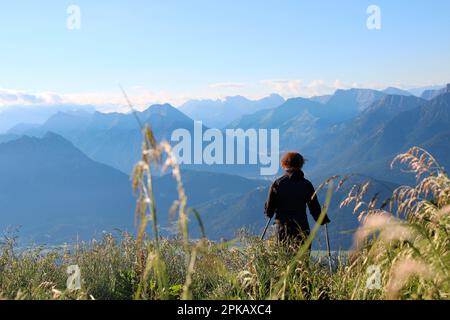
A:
[0, 0, 449, 109]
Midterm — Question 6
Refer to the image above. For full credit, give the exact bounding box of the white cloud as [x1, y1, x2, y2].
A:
[208, 82, 246, 89]
[0, 87, 188, 112]
[0, 88, 63, 107]
[259, 79, 353, 98]
[1, 79, 436, 112]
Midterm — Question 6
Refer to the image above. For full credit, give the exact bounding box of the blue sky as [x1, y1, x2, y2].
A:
[0, 0, 449, 109]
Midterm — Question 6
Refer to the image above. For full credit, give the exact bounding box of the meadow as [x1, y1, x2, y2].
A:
[0, 127, 448, 300]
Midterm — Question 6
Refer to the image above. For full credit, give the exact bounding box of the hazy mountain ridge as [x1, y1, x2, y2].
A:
[227, 88, 391, 152]
[0, 133, 136, 243]
[302, 94, 427, 164]
[0, 133, 273, 244]
[308, 92, 450, 184]
[9, 86, 450, 180]
[420, 84, 449, 100]
[382, 87, 413, 96]
[2, 85, 450, 247]
[10, 104, 202, 174]
[179, 94, 285, 128]
[0, 104, 95, 133]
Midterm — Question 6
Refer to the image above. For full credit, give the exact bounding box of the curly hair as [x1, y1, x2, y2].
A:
[281, 152, 305, 171]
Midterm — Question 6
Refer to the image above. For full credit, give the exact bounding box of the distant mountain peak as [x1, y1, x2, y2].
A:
[325, 87, 386, 116]
[11, 131, 75, 149]
[144, 103, 175, 112]
[140, 103, 190, 120]
[377, 93, 422, 105]
[224, 95, 249, 102]
[383, 87, 413, 96]
[179, 94, 284, 128]
[335, 88, 379, 94]
[42, 131, 67, 141]
[283, 96, 316, 105]
[421, 85, 448, 100]
[0, 127, 134, 244]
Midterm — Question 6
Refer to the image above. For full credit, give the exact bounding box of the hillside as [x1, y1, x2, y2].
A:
[0, 133, 135, 243]
[227, 88, 390, 152]
[0, 134, 272, 244]
[0, 104, 95, 133]
[308, 92, 450, 184]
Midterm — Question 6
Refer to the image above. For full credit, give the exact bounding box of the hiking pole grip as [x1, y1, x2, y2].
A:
[260, 217, 272, 240]
[324, 224, 333, 272]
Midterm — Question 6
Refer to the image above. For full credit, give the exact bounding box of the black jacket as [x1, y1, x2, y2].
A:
[264, 170, 330, 231]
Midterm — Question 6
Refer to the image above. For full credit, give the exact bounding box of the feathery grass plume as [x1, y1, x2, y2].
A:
[131, 124, 209, 299]
[340, 181, 373, 221]
[386, 257, 433, 299]
[159, 141, 207, 300]
[345, 147, 450, 299]
[160, 141, 189, 256]
[132, 126, 168, 299]
[352, 212, 415, 251]
[120, 83, 213, 299]
[391, 147, 442, 181]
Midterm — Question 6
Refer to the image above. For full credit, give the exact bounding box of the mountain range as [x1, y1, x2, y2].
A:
[9, 104, 201, 174]
[0, 104, 95, 133]
[228, 88, 402, 152]
[0, 133, 272, 244]
[421, 84, 450, 100]
[6, 85, 450, 182]
[179, 94, 285, 128]
[305, 92, 450, 184]
[6, 88, 390, 177]
[0, 131, 395, 249]
[1, 84, 449, 248]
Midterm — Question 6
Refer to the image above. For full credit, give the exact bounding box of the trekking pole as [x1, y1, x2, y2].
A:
[324, 224, 333, 273]
[260, 217, 272, 241]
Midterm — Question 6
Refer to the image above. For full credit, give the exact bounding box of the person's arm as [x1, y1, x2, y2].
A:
[264, 183, 277, 219]
[306, 181, 330, 225]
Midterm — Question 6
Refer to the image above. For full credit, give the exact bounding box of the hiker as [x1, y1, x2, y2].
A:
[264, 152, 330, 248]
